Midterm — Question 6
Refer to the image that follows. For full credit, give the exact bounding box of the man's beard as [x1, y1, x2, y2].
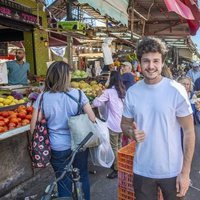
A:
[16, 56, 23, 61]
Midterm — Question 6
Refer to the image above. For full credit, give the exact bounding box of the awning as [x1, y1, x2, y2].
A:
[164, 0, 194, 20]
[77, 0, 129, 26]
[182, 0, 200, 36]
[49, 32, 81, 47]
[164, 0, 200, 36]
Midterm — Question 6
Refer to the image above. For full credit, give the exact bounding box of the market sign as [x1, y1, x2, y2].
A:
[0, 5, 40, 25]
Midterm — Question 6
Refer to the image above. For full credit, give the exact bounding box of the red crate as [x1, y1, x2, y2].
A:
[118, 171, 133, 192]
[118, 142, 135, 175]
[118, 186, 135, 200]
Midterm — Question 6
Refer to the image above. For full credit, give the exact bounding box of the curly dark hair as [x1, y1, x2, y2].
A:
[136, 37, 168, 62]
[107, 70, 126, 99]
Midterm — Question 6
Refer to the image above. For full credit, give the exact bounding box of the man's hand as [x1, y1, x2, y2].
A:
[176, 173, 190, 197]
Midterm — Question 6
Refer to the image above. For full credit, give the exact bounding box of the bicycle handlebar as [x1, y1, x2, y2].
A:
[41, 132, 94, 200]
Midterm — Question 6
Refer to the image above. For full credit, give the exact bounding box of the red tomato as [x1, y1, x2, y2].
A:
[9, 113, 18, 119]
[0, 116, 4, 120]
[17, 112, 26, 119]
[26, 106, 33, 114]
[8, 122, 16, 128]
[3, 118, 9, 125]
[1, 111, 9, 118]
[21, 119, 30, 126]
[10, 118, 19, 125]
[0, 121, 5, 126]
[25, 114, 32, 120]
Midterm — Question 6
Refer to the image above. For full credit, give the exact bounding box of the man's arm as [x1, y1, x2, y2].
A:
[121, 116, 135, 139]
[176, 114, 195, 197]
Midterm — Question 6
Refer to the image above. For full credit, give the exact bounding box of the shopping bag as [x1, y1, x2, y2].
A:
[89, 118, 115, 168]
[66, 90, 100, 150]
[29, 93, 51, 168]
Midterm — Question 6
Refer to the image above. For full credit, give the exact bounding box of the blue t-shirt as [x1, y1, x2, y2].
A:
[122, 73, 135, 90]
[33, 89, 89, 151]
[6, 60, 30, 85]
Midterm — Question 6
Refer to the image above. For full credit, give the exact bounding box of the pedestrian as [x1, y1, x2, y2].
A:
[194, 76, 200, 91]
[121, 37, 195, 200]
[30, 61, 96, 200]
[186, 62, 200, 83]
[177, 76, 197, 115]
[92, 70, 126, 179]
[121, 61, 135, 90]
[6, 49, 30, 85]
[161, 65, 173, 79]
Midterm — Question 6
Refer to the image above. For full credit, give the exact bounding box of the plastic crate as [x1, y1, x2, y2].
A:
[118, 186, 135, 200]
[118, 142, 135, 174]
[118, 171, 133, 192]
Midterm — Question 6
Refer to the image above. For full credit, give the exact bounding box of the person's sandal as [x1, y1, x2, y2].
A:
[106, 170, 118, 179]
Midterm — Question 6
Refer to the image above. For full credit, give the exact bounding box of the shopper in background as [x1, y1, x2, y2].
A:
[30, 61, 96, 200]
[6, 49, 30, 85]
[121, 62, 135, 90]
[121, 37, 195, 200]
[194, 76, 200, 91]
[161, 65, 173, 79]
[186, 62, 200, 83]
[92, 70, 126, 179]
[177, 76, 197, 115]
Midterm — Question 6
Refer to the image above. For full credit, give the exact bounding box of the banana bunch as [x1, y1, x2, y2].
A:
[127, 53, 137, 62]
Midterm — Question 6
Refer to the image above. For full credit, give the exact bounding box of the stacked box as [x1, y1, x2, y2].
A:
[118, 142, 135, 200]
[117, 141, 163, 200]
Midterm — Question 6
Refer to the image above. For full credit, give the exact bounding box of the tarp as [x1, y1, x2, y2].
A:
[164, 0, 200, 35]
[77, 0, 129, 26]
[164, 0, 194, 20]
[182, 0, 200, 35]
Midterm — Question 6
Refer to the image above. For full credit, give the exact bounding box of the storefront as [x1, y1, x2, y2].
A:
[0, 1, 53, 199]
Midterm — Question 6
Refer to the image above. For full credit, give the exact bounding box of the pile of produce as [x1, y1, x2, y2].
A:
[0, 105, 33, 133]
[72, 70, 88, 79]
[0, 95, 28, 107]
[71, 80, 104, 101]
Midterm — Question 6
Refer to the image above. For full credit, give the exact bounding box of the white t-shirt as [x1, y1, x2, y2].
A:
[123, 77, 193, 179]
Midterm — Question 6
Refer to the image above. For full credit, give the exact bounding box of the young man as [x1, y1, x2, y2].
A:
[121, 37, 195, 200]
[6, 49, 30, 85]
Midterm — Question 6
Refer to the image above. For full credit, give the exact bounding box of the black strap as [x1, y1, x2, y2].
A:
[65, 90, 83, 115]
[36, 93, 45, 121]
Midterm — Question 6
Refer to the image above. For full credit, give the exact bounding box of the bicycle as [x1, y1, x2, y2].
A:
[41, 132, 94, 200]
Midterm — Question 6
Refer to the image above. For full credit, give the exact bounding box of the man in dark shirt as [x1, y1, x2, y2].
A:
[121, 62, 135, 90]
[194, 76, 200, 91]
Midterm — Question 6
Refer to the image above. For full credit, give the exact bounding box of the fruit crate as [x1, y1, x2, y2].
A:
[118, 141, 136, 175]
[118, 186, 135, 200]
[118, 171, 133, 192]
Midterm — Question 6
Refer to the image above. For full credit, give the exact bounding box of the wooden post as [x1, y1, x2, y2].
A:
[67, 35, 73, 66]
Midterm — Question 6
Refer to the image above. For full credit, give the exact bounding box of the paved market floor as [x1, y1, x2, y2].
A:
[90, 125, 200, 200]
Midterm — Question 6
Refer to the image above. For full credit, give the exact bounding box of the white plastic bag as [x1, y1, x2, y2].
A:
[89, 118, 114, 168]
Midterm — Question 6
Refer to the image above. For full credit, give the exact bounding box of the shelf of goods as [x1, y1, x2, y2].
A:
[71, 80, 104, 102]
[117, 142, 164, 200]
